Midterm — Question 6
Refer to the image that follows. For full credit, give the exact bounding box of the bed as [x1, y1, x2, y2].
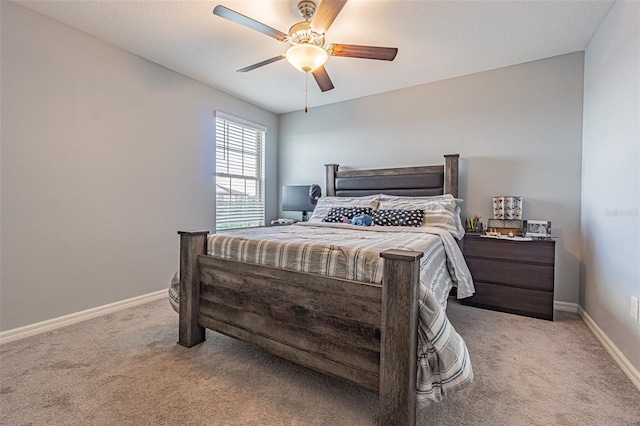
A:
[171, 154, 473, 425]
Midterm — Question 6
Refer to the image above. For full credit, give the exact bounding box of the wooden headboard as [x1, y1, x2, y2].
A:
[325, 154, 459, 198]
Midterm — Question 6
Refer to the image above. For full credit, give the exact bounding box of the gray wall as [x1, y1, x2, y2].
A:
[581, 0, 640, 371]
[279, 53, 585, 305]
[0, 2, 279, 331]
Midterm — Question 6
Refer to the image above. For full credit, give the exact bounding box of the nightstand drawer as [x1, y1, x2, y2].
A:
[466, 258, 554, 291]
[463, 282, 553, 320]
[464, 237, 555, 264]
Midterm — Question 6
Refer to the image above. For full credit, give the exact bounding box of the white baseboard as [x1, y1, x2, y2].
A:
[0, 290, 167, 345]
[554, 301, 579, 313]
[578, 306, 640, 392]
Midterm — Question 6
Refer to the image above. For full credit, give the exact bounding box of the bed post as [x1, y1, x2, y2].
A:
[379, 249, 423, 426]
[325, 164, 339, 196]
[444, 154, 459, 198]
[177, 230, 208, 348]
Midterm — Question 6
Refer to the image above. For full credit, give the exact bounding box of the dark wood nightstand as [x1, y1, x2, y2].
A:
[461, 234, 555, 320]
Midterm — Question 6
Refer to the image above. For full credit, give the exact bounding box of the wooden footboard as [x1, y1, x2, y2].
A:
[178, 231, 423, 426]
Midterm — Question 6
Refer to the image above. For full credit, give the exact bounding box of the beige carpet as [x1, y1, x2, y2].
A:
[1, 298, 639, 425]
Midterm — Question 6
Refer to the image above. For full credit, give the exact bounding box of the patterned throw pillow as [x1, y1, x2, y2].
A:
[372, 209, 425, 227]
[322, 207, 374, 223]
[308, 195, 380, 223]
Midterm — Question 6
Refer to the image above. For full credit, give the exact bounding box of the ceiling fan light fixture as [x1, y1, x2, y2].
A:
[285, 44, 328, 73]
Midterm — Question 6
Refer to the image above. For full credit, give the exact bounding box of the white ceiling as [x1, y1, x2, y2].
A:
[17, 0, 614, 115]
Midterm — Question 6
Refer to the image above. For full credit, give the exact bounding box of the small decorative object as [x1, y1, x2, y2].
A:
[465, 216, 482, 232]
[525, 220, 551, 238]
[492, 196, 505, 219]
[506, 196, 523, 219]
[494, 196, 523, 219]
[349, 213, 373, 226]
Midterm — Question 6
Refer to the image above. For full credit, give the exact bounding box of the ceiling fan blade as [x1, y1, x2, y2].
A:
[237, 55, 286, 72]
[213, 5, 288, 42]
[312, 66, 335, 92]
[329, 44, 398, 61]
[310, 0, 347, 34]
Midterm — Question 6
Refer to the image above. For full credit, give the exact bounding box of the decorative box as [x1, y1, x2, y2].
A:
[487, 219, 524, 236]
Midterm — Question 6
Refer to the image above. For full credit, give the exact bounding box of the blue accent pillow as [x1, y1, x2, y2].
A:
[350, 213, 373, 226]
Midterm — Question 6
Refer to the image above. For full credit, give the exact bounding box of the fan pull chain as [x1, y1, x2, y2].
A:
[305, 72, 309, 113]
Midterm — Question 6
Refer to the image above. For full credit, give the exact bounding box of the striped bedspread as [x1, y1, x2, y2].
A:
[169, 222, 474, 406]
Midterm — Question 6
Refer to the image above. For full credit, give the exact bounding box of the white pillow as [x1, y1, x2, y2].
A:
[308, 195, 380, 223]
[378, 195, 465, 239]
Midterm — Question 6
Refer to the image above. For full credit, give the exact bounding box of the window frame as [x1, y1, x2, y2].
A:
[214, 112, 266, 231]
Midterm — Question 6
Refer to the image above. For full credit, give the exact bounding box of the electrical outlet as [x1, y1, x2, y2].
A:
[632, 296, 639, 322]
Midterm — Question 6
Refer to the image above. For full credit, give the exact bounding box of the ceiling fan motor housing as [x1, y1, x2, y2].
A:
[297, 1, 316, 20]
[288, 21, 325, 47]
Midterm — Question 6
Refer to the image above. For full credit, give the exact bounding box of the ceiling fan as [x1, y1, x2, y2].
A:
[212, 0, 398, 93]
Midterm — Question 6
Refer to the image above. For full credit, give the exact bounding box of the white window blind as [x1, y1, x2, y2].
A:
[215, 113, 266, 230]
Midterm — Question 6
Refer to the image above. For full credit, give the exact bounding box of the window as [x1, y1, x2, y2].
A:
[215, 112, 266, 230]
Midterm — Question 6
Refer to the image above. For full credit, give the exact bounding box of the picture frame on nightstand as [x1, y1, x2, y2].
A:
[525, 220, 551, 238]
